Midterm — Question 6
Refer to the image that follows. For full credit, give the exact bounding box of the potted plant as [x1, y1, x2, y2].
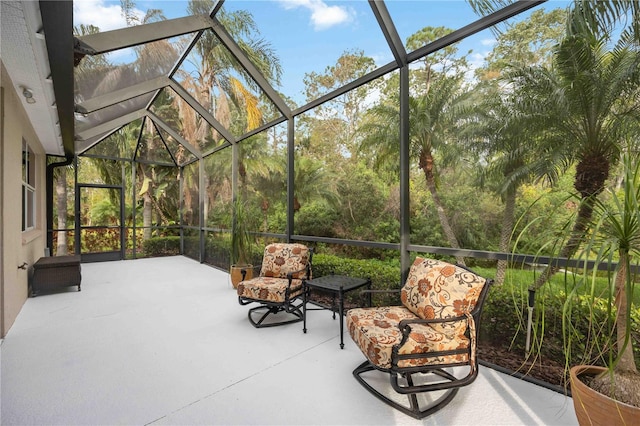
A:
[562, 154, 640, 424]
[230, 197, 256, 288]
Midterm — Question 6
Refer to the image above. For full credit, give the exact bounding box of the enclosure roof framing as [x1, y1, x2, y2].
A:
[167, 79, 237, 145]
[31, 0, 553, 160]
[74, 15, 214, 55]
[76, 109, 147, 142]
[407, 0, 546, 62]
[75, 76, 171, 115]
[369, 0, 407, 67]
[147, 110, 203, 159]
[209, 15, 292, 119]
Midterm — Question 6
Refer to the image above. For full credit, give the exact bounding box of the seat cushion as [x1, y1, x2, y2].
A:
[347, 306, 469, 369]
[237, 277, 303, 303]
[401, 257, 485, 339]
[260, 243, 310, 280]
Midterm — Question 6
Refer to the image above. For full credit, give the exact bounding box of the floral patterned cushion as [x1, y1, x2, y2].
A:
[348, 258, 487, 370]
[237, 277, 303, 303]
[401, 257, 486, 340]
[259, 243, 311, 280]
[237, 243, 310, 303]
[347, 306, 470, 369]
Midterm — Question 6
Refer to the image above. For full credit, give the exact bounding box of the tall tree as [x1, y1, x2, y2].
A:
[180, 0, 282, 138]
[359, 74, 471, 265]
[477, 8, 567, 81]
[511, 7, 640, 289]
[292, 155, 339, 214]
[302, 50, 378, 162]
[406, 26, 471, 92]
[358, 26, 474, 265]
[470, 8, 567, 284]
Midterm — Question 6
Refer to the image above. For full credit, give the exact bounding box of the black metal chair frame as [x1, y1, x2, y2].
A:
[238, 248, 313, 328]
[352, 269, 493, 419]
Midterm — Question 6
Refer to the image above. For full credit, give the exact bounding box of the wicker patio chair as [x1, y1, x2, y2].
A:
[346, 257, 493, 419]
[237, 243, 313, 328]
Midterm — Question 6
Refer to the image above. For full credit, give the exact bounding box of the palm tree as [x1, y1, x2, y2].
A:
[359, 74, 471, 265]
[249, 153, 286, 235]
[467, 88, 539, 284]
[292, 155, 339, 214]
[467, 8, 566, 284]
[179, 0, 282, 139]
[574, 1, 640, 44]
[510, 7, 640, 289]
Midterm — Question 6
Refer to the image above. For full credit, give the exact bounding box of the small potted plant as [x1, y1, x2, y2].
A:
[562, 154, 640, 424]
[230, 197, 256, 288]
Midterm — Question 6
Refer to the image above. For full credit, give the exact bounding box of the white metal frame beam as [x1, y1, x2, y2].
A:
[75, 15, 214, 55]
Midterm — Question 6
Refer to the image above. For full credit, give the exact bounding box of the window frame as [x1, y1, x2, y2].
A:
[22, 138, 36, 232]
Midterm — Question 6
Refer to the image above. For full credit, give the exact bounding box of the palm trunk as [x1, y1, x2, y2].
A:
[143, 192, 152, 240]
[55, 168, 68, 255]
[532, 197, 594, 289]
[614, 251, 638, 373]
[421, 151, 465, 266]
[261, 198, 269, 235]
[496, 187, 516, 285]
[532, 153, 609, 289]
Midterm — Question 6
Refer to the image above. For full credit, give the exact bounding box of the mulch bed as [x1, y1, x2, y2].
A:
[477, 343, 569, 391]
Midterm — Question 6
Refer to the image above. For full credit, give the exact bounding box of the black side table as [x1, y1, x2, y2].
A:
[303, 275, 371, 349]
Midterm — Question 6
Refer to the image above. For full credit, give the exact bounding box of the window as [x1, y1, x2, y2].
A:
[22, 139, 36, 231]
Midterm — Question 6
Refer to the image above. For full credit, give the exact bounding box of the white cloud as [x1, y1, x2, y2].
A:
[468, 51, 487, 70]
[278, 0, 354, 31]
[462, 51, 490, 84]
[73, 0, 143, 32]
[480, 37, 497, 47]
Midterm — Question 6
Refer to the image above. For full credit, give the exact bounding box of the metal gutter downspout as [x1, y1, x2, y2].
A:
[40, 0, 75, 252]
[45, 156, 73, 252]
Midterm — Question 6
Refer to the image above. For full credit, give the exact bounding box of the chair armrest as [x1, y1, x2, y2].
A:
[393, 313, 477, 362]
[240, 265, 260, 280]
[285, 265, 310, 282]
[279, 266, 309, 300]
[398, 314, 469, 330]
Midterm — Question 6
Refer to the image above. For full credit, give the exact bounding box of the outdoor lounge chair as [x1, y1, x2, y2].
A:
[346, 257, 492, 419]
[237, 243, 313, 328]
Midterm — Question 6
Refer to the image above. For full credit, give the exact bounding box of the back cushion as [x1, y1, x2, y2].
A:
[401, 257, 486, 322]
[260, 243, 310, 279]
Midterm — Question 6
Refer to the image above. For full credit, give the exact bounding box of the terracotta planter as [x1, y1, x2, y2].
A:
[570, 365, 640, 426]
[230, 264, 253, 289]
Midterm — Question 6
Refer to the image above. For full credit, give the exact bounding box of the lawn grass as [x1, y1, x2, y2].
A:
[472, 266, 640, 306]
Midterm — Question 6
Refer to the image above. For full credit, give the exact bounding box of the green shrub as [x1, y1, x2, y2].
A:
[312, 253, 401, 306]
[141, 236, 181, 257]
[204, 235, 230, 269]
[479, 282, 527, 349]
[478, 278, 640, 373]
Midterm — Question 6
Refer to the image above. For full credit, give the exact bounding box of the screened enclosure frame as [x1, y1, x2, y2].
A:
[41, 0, 580, 275]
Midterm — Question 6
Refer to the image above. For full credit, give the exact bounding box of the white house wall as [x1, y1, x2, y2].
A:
[1, 62, 47, 337]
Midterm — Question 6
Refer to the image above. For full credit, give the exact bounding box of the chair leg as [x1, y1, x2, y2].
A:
[248, 304, 303, 328]
[353, 360, 459, 419]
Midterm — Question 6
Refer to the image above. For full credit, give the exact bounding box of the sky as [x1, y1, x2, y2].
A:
[73, 0, 571, 106]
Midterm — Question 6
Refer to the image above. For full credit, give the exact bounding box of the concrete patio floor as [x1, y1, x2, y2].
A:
[1, 256, 578, 425]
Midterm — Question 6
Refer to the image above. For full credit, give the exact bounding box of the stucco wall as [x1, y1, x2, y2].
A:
[1, 63, 47, 337]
